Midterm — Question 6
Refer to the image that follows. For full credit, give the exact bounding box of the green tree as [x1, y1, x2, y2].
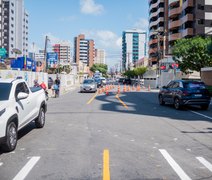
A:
[90, 63, 108, 76]
[123, 70, 136, 78]
[134, 67, 147, 78]
[172, 36, 212, 74]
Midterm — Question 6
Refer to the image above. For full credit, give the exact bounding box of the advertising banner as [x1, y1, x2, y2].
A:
[47, 52, 58, 68]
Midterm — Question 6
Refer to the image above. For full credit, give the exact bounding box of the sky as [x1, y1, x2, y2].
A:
[25, 0, 149, 68]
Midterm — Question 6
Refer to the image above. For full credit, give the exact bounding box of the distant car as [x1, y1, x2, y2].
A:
[48, 77, 53, 89]
[158, 80, 211, 110]
[100, 77, 106, 85]
[94, 78, 103, 88]
[80, 79, 97, 93]
[123, 78, 131, 85]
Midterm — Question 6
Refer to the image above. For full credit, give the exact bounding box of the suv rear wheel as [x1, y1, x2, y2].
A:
[159, 95, 165, 105]
[174, 98, 181, 110]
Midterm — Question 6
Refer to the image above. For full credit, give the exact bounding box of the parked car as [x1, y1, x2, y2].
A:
[48, 77, 53, 89]
[80, 79, 97, 93]
[123, 78, 132, 85]
[158, 80, 211, 110]
[0, 78, 47, 152]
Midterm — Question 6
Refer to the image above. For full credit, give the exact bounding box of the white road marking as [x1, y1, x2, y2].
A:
[190, 111, 212, 120]
[159, 149, 191, 180]
[13, 156, 40, 180]
[0, 162, 3, 166]
[196, 157, 212, 172]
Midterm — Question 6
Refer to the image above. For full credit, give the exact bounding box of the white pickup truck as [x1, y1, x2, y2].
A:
[0, 78, 47, 152]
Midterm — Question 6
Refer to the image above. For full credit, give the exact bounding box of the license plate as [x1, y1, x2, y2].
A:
[194, 94, 202, 97]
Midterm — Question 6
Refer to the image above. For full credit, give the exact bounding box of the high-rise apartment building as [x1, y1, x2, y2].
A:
[94, 49, 105, 64]
[0, 0, 4, 47]
[53, 41, 71, 66]
[149, 0, 212, 64]
[122, 29, 147, 71]
[74, 34, 95, 70]
[1, 0, 28, 58]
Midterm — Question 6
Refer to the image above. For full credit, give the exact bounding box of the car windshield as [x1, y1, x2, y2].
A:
[184, 82, 206, 89]
[0, 83, 12, 101]
[83, 80, 94, 84]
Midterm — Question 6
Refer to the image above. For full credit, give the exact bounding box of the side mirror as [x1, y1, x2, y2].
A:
[17, 92, 29, 100]
[162, 86, 167, 89]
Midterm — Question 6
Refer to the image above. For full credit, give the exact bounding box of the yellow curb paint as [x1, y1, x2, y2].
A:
[103, 149, 110, 180]
[115, 94, 128, 109]
[87, 92, 98, 104]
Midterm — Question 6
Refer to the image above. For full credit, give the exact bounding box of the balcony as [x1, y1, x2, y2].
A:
[149, 0, 163, 10]
[183, 0, 193, 9]
[169, 6, 182, 18]
[149, 17, 164, 28]
[169, 33, 182, 41]
[149, 7, 164, 19]
[149, 39, 158, 46]
[181, 14, 194, 24]
[169, 19, 181, 29]
[169, 0, 179, 6]
[181, 28, 193, 37]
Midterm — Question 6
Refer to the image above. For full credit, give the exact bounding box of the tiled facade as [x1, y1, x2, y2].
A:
[149, 0, 212, 64]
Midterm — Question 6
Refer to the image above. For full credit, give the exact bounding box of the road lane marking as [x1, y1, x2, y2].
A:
[190, 111, 212, 120]
[103, 149, 110, 180]
[159, 149, 191, 180]
[115, 94, 128, 109]
[13, 156, 40, 180]
[87, 92, 98, 104]
[196, 157, 212, 172]
[0, 162, 3, 166]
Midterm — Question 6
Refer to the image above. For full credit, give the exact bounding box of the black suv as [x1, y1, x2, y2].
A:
[158, 80, 211, 110]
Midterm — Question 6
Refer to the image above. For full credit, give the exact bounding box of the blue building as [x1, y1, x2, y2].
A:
[122, 29, 147, 71]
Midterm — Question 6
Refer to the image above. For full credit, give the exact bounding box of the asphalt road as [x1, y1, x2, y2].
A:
[0, 86, 212, 180]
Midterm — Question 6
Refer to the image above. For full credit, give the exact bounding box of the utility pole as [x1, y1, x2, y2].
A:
[44, 36, 48, 72]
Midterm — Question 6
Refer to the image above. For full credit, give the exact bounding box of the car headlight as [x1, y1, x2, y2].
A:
[0, 108, 6, 116]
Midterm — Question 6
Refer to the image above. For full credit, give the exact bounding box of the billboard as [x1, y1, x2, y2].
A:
[47, 52, 58, 68]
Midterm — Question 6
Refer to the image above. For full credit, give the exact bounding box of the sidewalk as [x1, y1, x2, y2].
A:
[48, 83, 80, 98]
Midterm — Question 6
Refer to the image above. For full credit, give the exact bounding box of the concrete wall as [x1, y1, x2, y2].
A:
[0, 70, 48, 87]
[201, 67, 212, 86]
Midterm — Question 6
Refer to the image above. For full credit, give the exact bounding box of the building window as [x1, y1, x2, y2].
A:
[197, 4, 204, 10]
[197, 19, 205, 25]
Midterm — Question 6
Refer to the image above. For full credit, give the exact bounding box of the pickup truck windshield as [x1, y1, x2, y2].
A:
[0, 83, 12, 100]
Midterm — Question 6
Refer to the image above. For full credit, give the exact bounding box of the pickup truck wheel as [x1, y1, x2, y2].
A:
[35, 107, 45, 128]
[3, 122, 17, 152]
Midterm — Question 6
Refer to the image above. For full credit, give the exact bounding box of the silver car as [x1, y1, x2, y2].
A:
[80, 79, 97, 93]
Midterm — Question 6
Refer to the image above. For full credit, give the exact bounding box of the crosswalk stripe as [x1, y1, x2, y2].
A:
[0, 162, 3, 167]
[196, 157, 212, 172]
[159, 149, 191, 180]
[13, 156, 40, 180]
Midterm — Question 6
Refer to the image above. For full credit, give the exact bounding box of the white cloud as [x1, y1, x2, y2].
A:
[82, 30, 122, 68]
[80, 0, 104, 15]
[134, 18, 149, 31]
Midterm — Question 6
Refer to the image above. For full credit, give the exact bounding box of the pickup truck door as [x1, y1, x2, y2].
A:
[15, 82, 32, 127]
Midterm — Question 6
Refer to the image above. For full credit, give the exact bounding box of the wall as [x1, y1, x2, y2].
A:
[201, 67, 212, 86]
[0, 70, 48, 87]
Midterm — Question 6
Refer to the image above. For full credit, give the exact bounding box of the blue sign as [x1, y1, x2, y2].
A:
[47, 52, 58, 68]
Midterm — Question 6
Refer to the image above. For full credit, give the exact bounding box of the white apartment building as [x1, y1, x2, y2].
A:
[2, 0, 28, 58]
[122, 29, 147, 71]
[0, 0, 3, 47]
[95, 49, 105, 64]
[53, 41, 71, 66]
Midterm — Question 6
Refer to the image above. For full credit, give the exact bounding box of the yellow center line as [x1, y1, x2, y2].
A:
[87, 92, 98, 105]
[103, 149, 110, 180]
[115, 94, 128, 109]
